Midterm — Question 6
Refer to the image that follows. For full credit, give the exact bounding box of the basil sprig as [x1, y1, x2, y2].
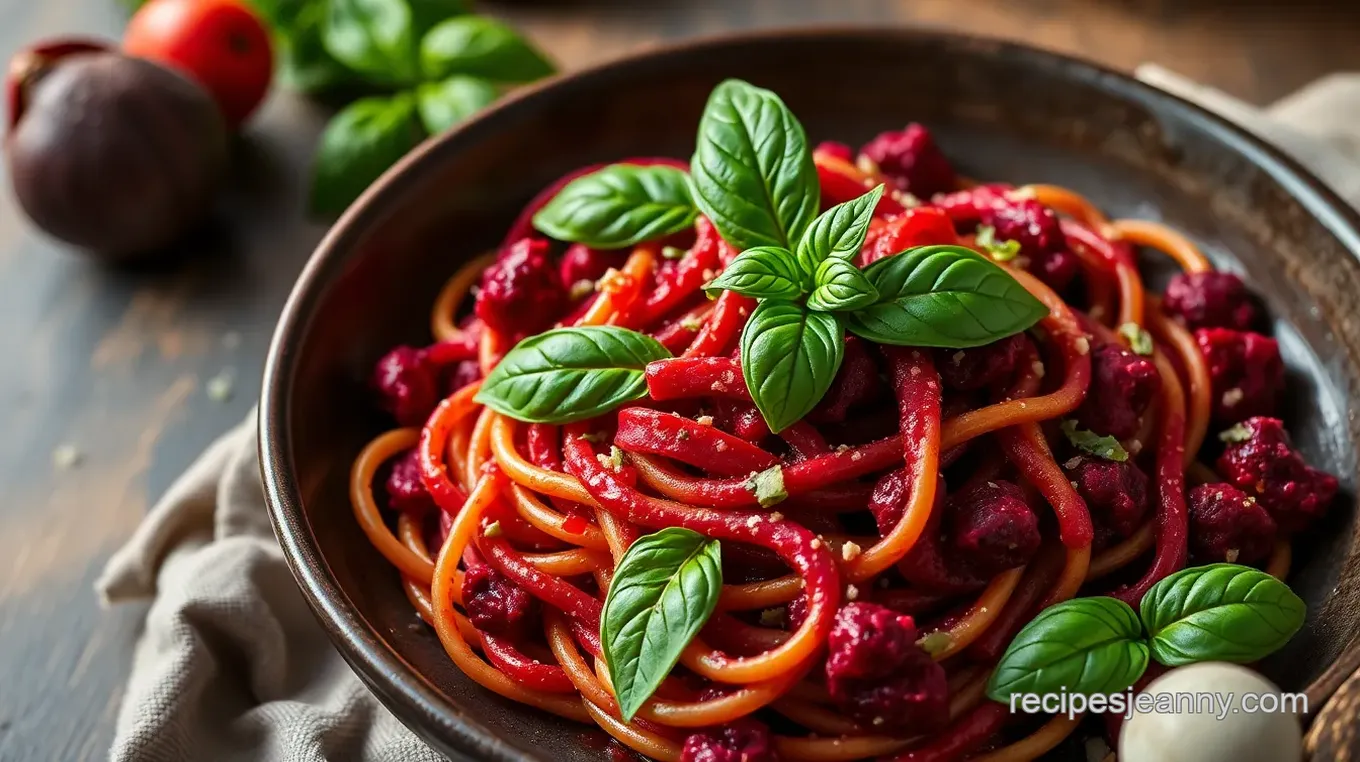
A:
[987, 563, 1308, 703]
[601, 528, 722, 721]
[209, 0, 555, 215]
[532, 165, 698, 249]
[474, 326, 671, 423]
[683, 80, 1046, 431]
[987, 597, 1149, 701]
[1141, 564, 1306, 666]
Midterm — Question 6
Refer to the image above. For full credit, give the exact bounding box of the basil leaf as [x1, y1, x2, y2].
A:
[844, 245, 1049, 348]
[1119, 322, 1154, 356]
[975, 225, 1021, 262]
[794, 184, 884, 277]
[1141, 564, 1306, 667]
[1061, 420, 1129, 462]
[746, 465, 787, 507]
[704, 246, 804, 301]
[274, 1, 360, 93]
[690, 79, 819, 251]
[310, 94, 423, 216]
[407, 0, 468, 40]
[532, 165, 697, 249]
[415, 75, 497, 134]
[474, 326, 672, 423]
[807, 258, 879, 312]
[602, 527, 722, 721]
[740, 302, 844, 433]
[245, 0, 308, 26]
[323, 0, 420, 84]
[420, 15, 554, 82]
[987, 597, 1149, 701]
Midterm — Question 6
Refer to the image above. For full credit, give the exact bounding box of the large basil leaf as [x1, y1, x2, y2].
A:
[323, 0, 420, 83]
[415, 75, 498, 134]
[987, 597, 1149, 701]
[532, 165, 697, 249]
[420, 15, 554, 82]
[1141, 564, 1306, 666]
[704, 246, 804, 301]
[740, 302, 844, 433]
[845, 245, 1049, 348]
[474, 326, 672, 423]
[602, 527, 722, 721]
[807, 258, 878, 312]
[690, 79, 819, 251]
[794, 184, 884, 278]
[310, 94, 423, 215]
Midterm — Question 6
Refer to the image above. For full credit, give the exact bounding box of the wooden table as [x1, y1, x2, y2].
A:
[2, 0, 1358, 758]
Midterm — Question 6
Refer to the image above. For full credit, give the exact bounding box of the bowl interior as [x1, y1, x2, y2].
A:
[263, 30, 1360, 761]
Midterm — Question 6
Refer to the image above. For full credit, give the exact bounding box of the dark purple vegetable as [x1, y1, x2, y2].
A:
[5, 40, 228, 260]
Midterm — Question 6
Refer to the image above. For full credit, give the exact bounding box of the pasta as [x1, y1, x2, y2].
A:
[348, 90, 1335, 761]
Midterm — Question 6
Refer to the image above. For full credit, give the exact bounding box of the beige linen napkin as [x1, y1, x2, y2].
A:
[96, 416, 446, 762]
[97, 70, 1360, 762]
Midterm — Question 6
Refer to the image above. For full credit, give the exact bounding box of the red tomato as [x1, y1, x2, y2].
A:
[124, 0, 272, 126]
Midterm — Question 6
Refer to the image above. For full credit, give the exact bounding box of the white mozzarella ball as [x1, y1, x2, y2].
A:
[1120, 662, 1301, 762]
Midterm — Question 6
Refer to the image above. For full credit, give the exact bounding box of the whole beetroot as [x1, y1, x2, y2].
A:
[6, 41, 228, 260]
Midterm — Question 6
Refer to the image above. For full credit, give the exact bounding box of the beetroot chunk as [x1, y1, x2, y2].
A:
[680, 718, 779, 762]
[384, 448, 435, 516]
[558, 243, 627, 292]
[1068, 458, 1150, 547]
[825, 603, 950, 730]
[1163, 271, 1260, 331]
[931, 183, 1011, 220]
[461, 563, 536, 638]
[1188, 483, 1277, 564]
[881, 472, 1039, 592]
[811, 336, 883, 422]
[1195, 328, 1285, 423]
[931, 185, 1077, 289]
[1217, 416, 1338, 534]
[446, 359, 482, 394]
[474, 237, 565, 337]
[984, 199, 1079, 290]
[948, 480, 1042, 578]
[873, 470, 980, 594]
[936, 334, 1025, 391]
[859, 123, 957, 198]
[1075, 343, 1161, 440]
[371, 345, 440, 427]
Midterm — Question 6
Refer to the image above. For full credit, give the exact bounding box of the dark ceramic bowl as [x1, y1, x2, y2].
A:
[260, 28, 1360, 761]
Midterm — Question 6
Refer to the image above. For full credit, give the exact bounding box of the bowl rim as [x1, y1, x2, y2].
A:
[259, 25, 1360, 761]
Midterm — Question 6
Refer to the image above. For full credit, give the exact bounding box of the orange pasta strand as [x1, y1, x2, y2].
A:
[1112, 218, 1213, 274]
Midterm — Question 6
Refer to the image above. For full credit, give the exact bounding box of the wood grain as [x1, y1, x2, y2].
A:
[2, 0, 1359, 759]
